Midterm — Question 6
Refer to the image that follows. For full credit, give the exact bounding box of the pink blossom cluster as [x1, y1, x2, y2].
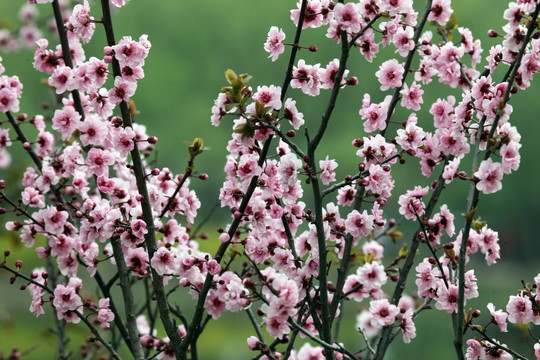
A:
[1, 0, 540, 359]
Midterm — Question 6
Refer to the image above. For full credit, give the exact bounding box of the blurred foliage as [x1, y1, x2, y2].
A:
[1, 1, 539, 359]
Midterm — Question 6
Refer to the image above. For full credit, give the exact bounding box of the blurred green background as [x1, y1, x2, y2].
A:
[1, 0, 540, 359]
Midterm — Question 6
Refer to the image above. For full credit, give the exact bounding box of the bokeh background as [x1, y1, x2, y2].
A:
[1, 0, 539, 359]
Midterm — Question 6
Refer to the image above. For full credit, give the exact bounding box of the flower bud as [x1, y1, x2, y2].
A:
[352, 138, 363, 147]
[147, 136, 158, 144]
[346, 76, 358, 86]
[15, 260, 22, 269]
[219, 233, 230, 243]
[309, 45, 318, 52]
[472, 309, 481, 318]
[286, 130, 296, 137]
[0, 179, 5, 188]
[198, 173, 209, 180]
[487, 29, 499, 37]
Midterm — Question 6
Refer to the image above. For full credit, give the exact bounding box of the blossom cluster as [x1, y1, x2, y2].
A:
[1, 0, 540, 359]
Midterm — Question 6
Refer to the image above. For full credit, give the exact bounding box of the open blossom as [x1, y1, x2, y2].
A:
[52, 106, 81, 141]
[108, 76, 137, 105]
[333, 2, 362, 33]
[428, 0, 453, 26]
[319, 156, 337, 185]
[376, 59, 404, 91]
[151, 247, 178, 276]
[370, 299, 399, 326]
[53, 283, 82, 314]
[67, 0, 95, 43]
[400, 81, 424, 111]
[283, 98, 304, 129]
[264, 26, 285, 62]
[345, 210, 374, 238]
[487, 303, 508, 332]
[474, 158, 503, 194]
[97, 298, 115, 329]
[291, 59, 321, 96]
[253, 85, 282, 110]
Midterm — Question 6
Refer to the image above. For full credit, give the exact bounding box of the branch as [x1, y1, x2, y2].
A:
[380, 0, 433, 137]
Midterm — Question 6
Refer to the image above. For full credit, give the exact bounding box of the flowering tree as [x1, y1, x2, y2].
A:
[1, 0, 540, 359]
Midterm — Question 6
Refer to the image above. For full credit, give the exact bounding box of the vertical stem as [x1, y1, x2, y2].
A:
[100, 0, 176, 358]
[454, 4, 540, 357]
[51, 0, 85, 119]
[373, 157, 451, 360]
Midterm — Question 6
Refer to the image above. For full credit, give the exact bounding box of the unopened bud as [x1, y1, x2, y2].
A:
[0, 179, 5, 188]
[147, 136, 158, 144]
[15, 260, 22, 269]
[17, 114, 27, 121]
[9, 276, 16, 284]
[23, 142, 31, 150]
[352, 138, 363, 148]
[4, 250, 10, 257]
[198, 173, 209, 180]
[346, 76, 358, 86]
[286, 130, 296, 137]
[309, 45, 318, 52]
[472, 309, 481, 318]
[487, 29, 499, 38]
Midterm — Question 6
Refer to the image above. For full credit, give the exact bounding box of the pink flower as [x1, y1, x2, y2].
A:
[466, 339, 485, 360]
[253, 85, 282, 110]
[435, 283, 459, 314]
[264, 26, 285, 62]
[396, 122, 425, 151]
[320, 59, 349, 90]
[400, 309, 416, 343]
[345, 210, 374, 239]
[86, 148, 115, 177]
[506, 294, 533, 324]
[400, 82, 424, 111]
[52, 106, 81, 141]
[0, 88, 20, 113]
[108, 76, 137, 105]
[487, 303, 508, 332]
[333, 3, 362, 33]
[393, 26, 415, 57]
[113, 36, 149, 69]
[370, 299, 399, 326]
[337, 185, 356, 206]
[112, 126, 136, 157]
[79, 115, 108, 147]
[150, 247, 178, 276]
[376, 59, 404, 91]
[428, 0, 453, 26]
[319, 156, 337, 185]
[474, 158, 503, 194]
[283, 98, 304, 129]
[53, 283, 82, 314]
[48, 65, 76, 94]
[359, 94, 390, 133]
[291, 0, 324, 29]
[67, 0, 95, 44]
[357, 261, 387, 290]
[291, 59, 321, 96]
[97, 298, 115, 329]
[398, 186, 429, 220]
